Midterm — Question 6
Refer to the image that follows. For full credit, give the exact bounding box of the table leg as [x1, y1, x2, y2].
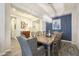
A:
[48, 45, 50, 56]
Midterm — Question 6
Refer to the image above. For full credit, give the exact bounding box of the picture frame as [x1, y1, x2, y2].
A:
[52, 19, 61, 30]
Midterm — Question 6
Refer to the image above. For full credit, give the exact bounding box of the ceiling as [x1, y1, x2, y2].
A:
[11, 3, 77, 19]
[11, 7, 39, 21]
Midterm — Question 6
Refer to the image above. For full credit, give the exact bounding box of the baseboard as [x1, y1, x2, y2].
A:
[0, 49, 11, 56]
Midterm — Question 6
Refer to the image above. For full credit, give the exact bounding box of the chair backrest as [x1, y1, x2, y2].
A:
[54, 31, 63, 39]
[27, 37, 37, 55]
[17, 36, 32, 56]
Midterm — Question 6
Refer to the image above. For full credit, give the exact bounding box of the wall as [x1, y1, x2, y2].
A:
[32, 20, 41, 32]
[16, 16, 21, 37]
[0, 3, 6, 55]
[76, 4, 79, 48]
[46, 14, 72, 41]
[46, 22, 52, 34]
[71, 7, 78, 45]
[0, 4, 11, 55]
[52, 14, 72, 41]
[5, 4, 11, 52]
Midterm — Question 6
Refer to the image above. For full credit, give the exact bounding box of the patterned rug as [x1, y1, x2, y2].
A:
[58, 41, 79, 56]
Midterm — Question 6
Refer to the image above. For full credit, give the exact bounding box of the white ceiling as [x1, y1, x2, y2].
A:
[11, 3, 78, 18]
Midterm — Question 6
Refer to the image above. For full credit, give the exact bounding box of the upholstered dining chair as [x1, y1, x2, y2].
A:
[52, 37, 59, 56]
[52, 32, 63, 55]
[53, 32, 63, 49]
[17, 36, 45, 56]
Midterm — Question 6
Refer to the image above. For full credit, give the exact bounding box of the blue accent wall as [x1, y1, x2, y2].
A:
[46, 22, 52, 34]
[46, 14, 72, 41]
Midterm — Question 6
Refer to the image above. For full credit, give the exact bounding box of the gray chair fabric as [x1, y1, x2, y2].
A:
[59, 42, 79, 56]
[54, 32, 63, 49]
[52, 37, 59, 56]
[17, 36, 45, 56]
[52, 32, 63, 55]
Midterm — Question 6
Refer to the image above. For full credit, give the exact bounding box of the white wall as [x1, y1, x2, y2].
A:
[0, 3, 6, 55]
[72, 8, 78, 45]
[16, 16, 21, 37]
[0, 3, 11, 55]
[5, 4, 11, 52]
[76, 4, 79, 49]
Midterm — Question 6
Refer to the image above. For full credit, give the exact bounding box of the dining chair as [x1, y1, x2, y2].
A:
[52, 32, 63, 56]
[52, 37, 59, 56]
[17, 36, 45, 56]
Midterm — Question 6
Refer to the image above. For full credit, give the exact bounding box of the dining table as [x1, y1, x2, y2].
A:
[37, 34, 56, 56]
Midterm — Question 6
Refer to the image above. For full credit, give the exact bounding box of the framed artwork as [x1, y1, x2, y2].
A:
[52, 19, 61, 30]
[21, 21, 27, 29]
